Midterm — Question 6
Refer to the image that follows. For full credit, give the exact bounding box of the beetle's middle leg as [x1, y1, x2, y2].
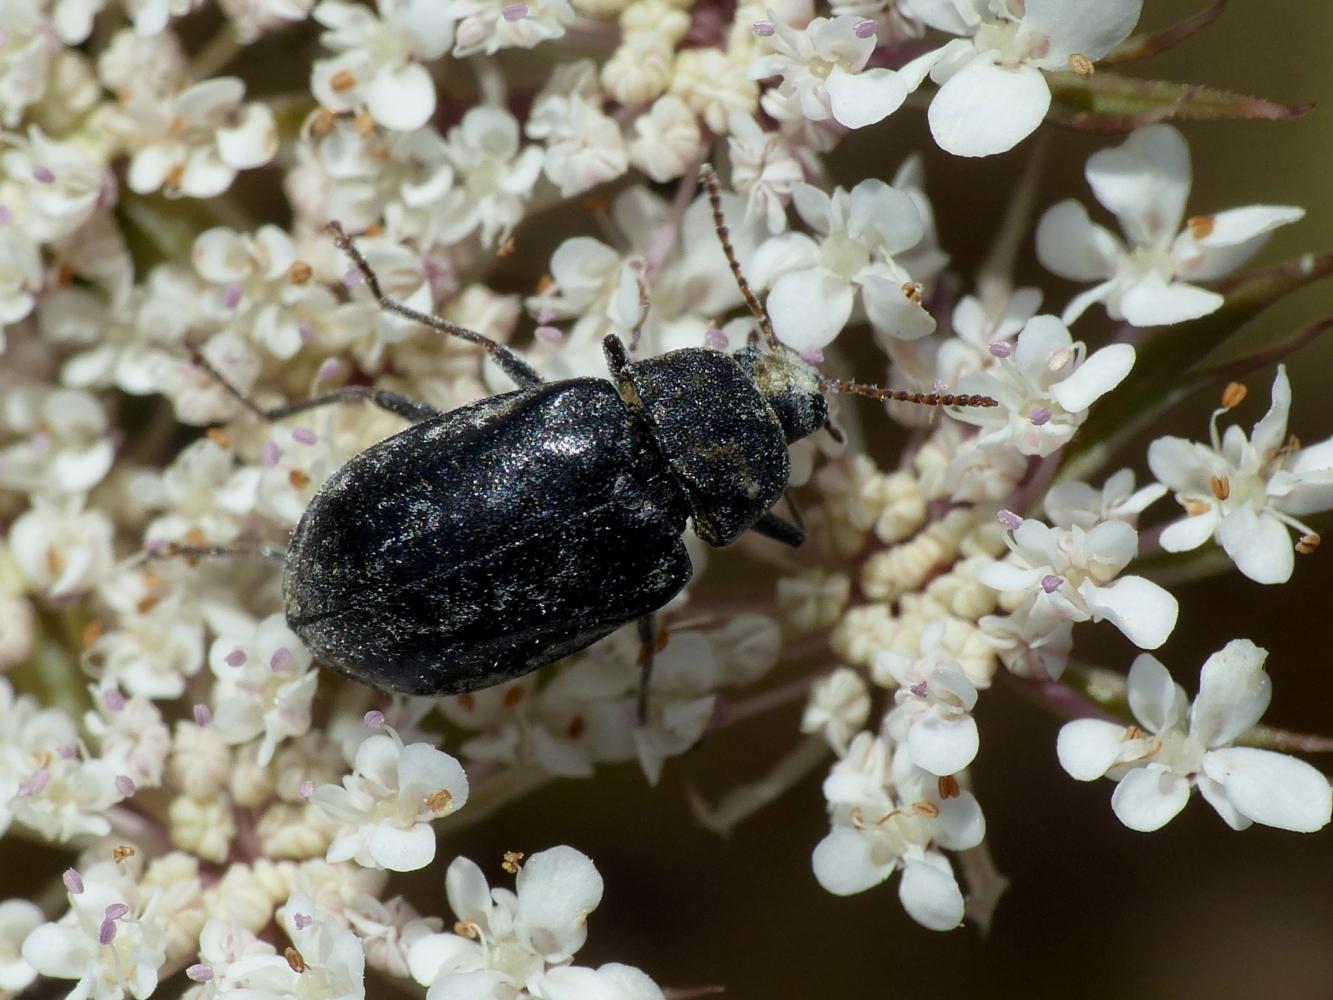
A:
[190, 348, 443, 424]
[328, 221, 545, 389]
[751, 511, 805, 548]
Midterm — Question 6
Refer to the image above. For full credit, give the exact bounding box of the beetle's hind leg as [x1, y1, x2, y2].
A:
[751, 490, 806, 548]
[328, 221, 545, 389]
[150, 541, 288, 563]
[190, 349, 442, 424]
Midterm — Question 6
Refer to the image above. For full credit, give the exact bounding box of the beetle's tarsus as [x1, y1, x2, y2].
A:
[150, 541, 288, 564]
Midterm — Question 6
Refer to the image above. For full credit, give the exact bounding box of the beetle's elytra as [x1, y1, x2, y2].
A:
[180, 169, 995, 699]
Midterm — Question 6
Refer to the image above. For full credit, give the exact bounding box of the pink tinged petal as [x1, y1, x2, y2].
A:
[1110, 765, 1191, 831]
[907, 711, 978, 776]
[1079, 575, 1178, 650]
[1216, 506, 1294, 585]
[1190, 638, 1270, 748]
[1202, 747, 1332, 832]
[1118, 273, 1223, 327]
[767, 269, 854, 351]
[1127, 653, 1188, 734]
[928, 57, 1050, 158]
[898, 858, 965, 931]
[1035, 200, 1121, 281]
[1195, 774, 1252, 830]
[368, 821, 437, 871]
[366, 63, 437, 132]
[1085, 125, 1191, 247]
[860, 273, 937, 341]
[1250, 364, 1291, 457]
[1050, 343, 1135, 412]
[1021, 0, 1143, 65]
[934, 791, 985, 851]
[812, 827, 893, 895]
[516, 845, 604, 962]
[826, 66, 907, 129]
[1057, 718, 1131, 780]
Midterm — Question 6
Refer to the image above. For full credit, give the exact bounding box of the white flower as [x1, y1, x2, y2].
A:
[408, 846, 656, 998]
[669, 47, 758, 135]
[125, 0, 204, 35]
[0, 222, 43, 328]
[22, 861, 166, 1000]
[84, 687, 170, 788]
[877, 620, 980, 776]
[1043, 468, 1166, 531]
[527, 62, 628, 198]
[905, 0, 1142, 156]
[1148, 365, 1333, 584]
[934, 286, 1042, 386]
[812, 734, 984, 930]
[752, 178, 937, 355]
[312, 0, 454, 131]
[275, 891, 367, 998]
[209, 613, 318, 765]
[185, 916, 287, 997]
[1037, 125, 1305, 326]
[750, 11, 908, 130]
[0, 677, 79, 836]
[1, 126, 109, 242]
[726, 112, 804, 234]
[952, 314, 1135, 457]
[451, 0, 575, 57]
[115, 77, 278, 198]
[800, 667, 870, 754]
[314, 732, 469, 871]
[8, 495, 115, 597]
[434, 106, 544, 248]
[192, 224, 350, 359]
[980, 513, 1178, 651]
[220, 0, 317, 43]
[0, 898, 42, 993]
[346, 895, 441, 979]
[627, 95, 701, 185]
[0, 7, 56, 127]
[1058, 641, 1332, 833]
[84, 573, 205, 700]
[0, 385, 114, 495]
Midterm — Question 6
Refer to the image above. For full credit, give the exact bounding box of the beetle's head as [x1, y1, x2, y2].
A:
[733, 346, 828, 444]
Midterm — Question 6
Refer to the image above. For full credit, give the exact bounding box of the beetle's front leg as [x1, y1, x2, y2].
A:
[603, 334, 630, 378]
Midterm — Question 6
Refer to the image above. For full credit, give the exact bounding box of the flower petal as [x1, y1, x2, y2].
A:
[1190, 638, 1270, 748]
[367, 63, 437, 132]
[516, 845, 604, 962]
[1250, 364, 1291, 457]
[1079, 575, 1179, 649]
[1110, 766, 1191, 831]
[1119, 272, 1222, 326]
[1203, 747, 1331, 832]
[1022, 0, 1143, 64]
[907, 710, 978, 776]
[1035, 199, 1121, 282]
[898, 856, 964, 931]
[860, 272, 937, 340]
[812, 826, 893, 896]
[1127, 653, 1188, 734]
[827, 66, 907, 129]
[767, 268, 854, 351]
[1057, 718, 1130, 780]
[369, 822, 437, 872]
[927, 57, 1050, 157]
[1086, 124, 1190, 246]
[1216, 506, 1294, 585]
[1050, 343, 1135, 412]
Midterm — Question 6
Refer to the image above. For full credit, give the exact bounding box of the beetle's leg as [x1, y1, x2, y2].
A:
[190, 349, 442, 424]
[148, 541, 287, 563]
[602, 334, 630, 377]
[751, 511, 805, 548]
[328, 221, 545, 388]
[627, 269, 651, 356]
[783, 488, 806, 534]
[636, 613, 656, 724]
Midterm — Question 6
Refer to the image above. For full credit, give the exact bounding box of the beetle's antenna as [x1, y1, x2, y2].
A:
[820, 378, 999, 409]
[699, 165, 781, 352]
[328, 221, 545, 388]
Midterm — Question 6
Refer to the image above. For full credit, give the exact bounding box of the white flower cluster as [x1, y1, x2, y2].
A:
[0, 0, 1329, 992]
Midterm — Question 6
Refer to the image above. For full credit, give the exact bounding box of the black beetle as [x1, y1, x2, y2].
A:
[179, 168, 995, 702]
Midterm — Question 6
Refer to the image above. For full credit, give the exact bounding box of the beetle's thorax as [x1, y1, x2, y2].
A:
[615, 348, 790, 547]
[731, 346, 828, 444]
